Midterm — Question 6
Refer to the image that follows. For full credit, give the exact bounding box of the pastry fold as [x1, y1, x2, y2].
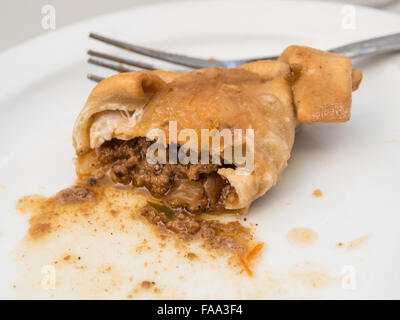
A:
[73, 46, 361, 211]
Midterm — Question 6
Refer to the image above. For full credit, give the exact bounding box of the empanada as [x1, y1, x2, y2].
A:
[73, 46, 362, 213]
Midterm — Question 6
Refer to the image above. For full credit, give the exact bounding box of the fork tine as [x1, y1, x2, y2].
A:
[87, 74, 105, 82]
[88, 58, 135, 73]
[89, 33, 225, 69]
[87, 49, 157, 70]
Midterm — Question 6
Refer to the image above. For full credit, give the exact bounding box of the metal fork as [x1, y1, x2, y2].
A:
[87, 32, 400, 82]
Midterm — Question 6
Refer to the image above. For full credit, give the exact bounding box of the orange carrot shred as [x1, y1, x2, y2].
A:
[238, 254, 253, 277]
[246, 243, 265, 263]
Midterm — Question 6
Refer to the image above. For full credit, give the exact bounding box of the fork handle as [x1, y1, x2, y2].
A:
[330, 32, 400, 59]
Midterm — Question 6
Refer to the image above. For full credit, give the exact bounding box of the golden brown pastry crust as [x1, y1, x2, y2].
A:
[279, 45, 361, 123]
[72, 46, 362, 211]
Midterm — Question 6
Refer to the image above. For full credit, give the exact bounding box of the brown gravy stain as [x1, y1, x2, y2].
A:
[0, 184, 5, 191]
[287, 228, 318, 248]
[312, 189, 323, 197]
[335, 233, 373, 251]
[13, 185, 338, 299]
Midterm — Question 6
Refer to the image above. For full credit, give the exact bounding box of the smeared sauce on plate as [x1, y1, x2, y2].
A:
[13, 183, 339, 299]
[335, 233, 373, 251]
[287, 228, 318, 248]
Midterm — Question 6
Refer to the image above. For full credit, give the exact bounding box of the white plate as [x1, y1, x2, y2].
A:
[0, 0, 400, 299]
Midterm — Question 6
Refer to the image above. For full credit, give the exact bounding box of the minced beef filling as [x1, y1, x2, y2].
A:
[140, 203, 251, 254]
[95, 137, 236, 213]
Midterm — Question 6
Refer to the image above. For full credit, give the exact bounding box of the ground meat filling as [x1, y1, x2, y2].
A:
[140, 204, 252, 254]
[95, 137, 236, 213]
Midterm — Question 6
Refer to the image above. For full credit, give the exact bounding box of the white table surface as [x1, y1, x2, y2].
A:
[0, 0, 399, 53]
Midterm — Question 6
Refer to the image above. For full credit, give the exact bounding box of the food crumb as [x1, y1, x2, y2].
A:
[153, 287, 161, 294]
[312, 189, 323, 197]
[141, 280, 153, 289]
[184, 252, 198, 261]
[109, 209, 118, 217]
